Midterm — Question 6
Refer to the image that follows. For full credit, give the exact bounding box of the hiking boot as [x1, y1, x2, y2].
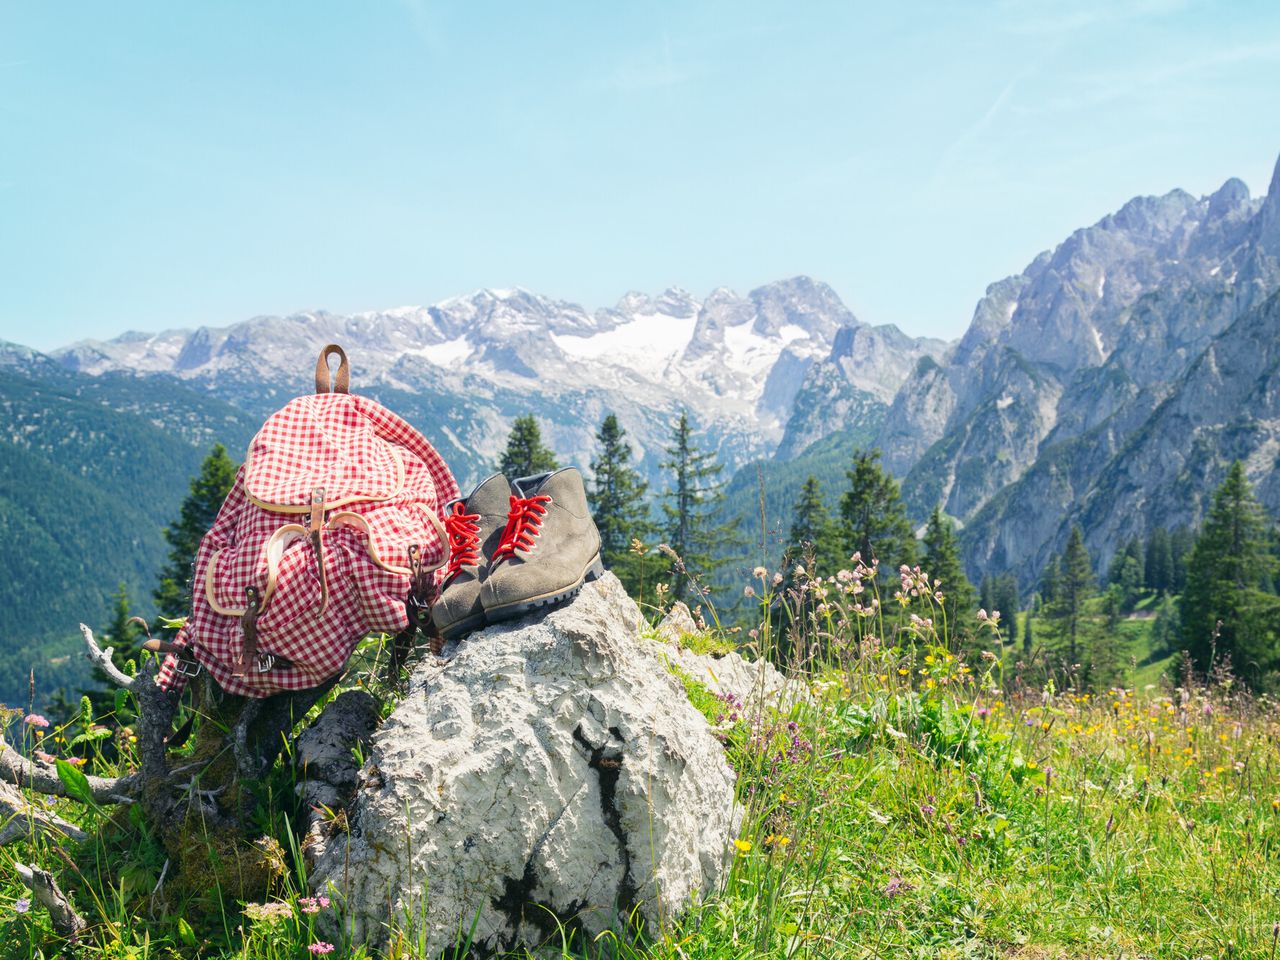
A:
[480, 467, 605, 623]
[431, 473, 514, 641]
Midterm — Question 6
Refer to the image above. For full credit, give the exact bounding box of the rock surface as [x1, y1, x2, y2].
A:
[651, 603, 811, 712]
[309, 574, 739, 955]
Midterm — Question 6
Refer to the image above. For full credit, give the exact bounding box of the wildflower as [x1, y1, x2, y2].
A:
[14, 898, 30, 914]
[23, 714, 49, 728]
[743, 585, 756, 598]
[882, 875, 914, 898]
[752, 565, 767, 579]
[772, 572, 783, 586]
[733, 838, 752, 854]
[299, 896, 323, 914]
[243, 901, 292, 923]
[309, 944, 335, 955]
[920, 803, 935, 818]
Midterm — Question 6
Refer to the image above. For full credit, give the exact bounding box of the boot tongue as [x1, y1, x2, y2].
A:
[511, 471, 554, 497]
[466, 473, 516, 517]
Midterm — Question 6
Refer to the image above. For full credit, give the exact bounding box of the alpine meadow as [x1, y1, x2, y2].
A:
[4, 5, 1280, 959]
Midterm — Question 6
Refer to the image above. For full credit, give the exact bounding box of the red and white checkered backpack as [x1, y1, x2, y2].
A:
[156, 344, 459, 697]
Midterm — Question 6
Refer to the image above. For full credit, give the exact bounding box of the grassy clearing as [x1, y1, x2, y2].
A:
[2, 572, 1276, 959]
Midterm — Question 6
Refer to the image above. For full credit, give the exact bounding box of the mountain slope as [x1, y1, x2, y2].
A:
[52, 278, 942, 488]
[912, 156, 1280, 586]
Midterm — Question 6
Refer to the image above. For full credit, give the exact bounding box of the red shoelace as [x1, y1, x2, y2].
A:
[491, 494, 552, 564]
[443, 500, 482, 580]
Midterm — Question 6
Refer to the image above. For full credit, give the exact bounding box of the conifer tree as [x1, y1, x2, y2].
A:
[1022, 596, 1036, 655]
[660, 411, 736, 600]
[587, 414, 654, 596]
[1040, 554, 1062, 605]
[499, 415, 560, 479]
[1179, 462, 1280, 680]
[839, 449, 916, 570]
[1144, 527, 1172, 594]
[1169, 526, 1195, 593]
[921, 506, 977, 634]
[154, 443, 238, 622]
[786, 476, 841, 577]
[993, 574, 1020, 625]
[1045, 526, 1095, 665]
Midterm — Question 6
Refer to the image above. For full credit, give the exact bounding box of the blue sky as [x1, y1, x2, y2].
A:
[2, 1, 1279, 350]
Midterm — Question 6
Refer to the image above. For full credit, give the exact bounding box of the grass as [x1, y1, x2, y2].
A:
[3, 572, 1277, 959]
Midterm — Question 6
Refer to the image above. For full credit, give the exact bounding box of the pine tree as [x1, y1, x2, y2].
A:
[921, 506, 977, 636]
[1022, 596, 1036, 655]
[660, 411, 736, 600]
[587, 414, 655, 596]
[839, 449, 916, 570]
[1179, 462, 1280, 681]
[1169, 526, 1195, 593]
[1040, 554, 1062, 605]
[1045, 526, 1095, 666]
[154, 443, 238, 622]
[499, 415, 560, 479]
[993, 574, 1020, 626]
[785, 476, 841, 577]
[1108, 538, 1144, 610]
[1145, 527, 1172, 594]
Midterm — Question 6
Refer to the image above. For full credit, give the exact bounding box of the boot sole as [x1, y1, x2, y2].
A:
[483, 554, 606, 624]
[436, 609, 489, 643]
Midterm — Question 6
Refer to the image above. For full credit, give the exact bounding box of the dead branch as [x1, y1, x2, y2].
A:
[15, 861, 87, 938]
[80, 623, 179, 788]
[0, 781, 88, 846]
[0, 737, 136, 804]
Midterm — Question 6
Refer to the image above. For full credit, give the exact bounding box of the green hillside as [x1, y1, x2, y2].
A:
[0, 364, 260, 709]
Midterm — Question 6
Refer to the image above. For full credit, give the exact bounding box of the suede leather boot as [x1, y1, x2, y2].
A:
[481, 467, 604, 623]
[431, 473, 513, 641]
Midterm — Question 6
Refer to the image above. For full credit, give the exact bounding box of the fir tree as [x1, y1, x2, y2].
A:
[1169, 526, 1195, 593]
[1108, 538, 1144, 610]
[921, 506, 977, 636]
[839, 449, 916, 570]
[154, 443, 238, 622]
[1039, 554, 1062, 605]
[993, 574, 1020, 625]
[785, 476, 841, 577]
[1144, 527, 1172, 594]
[587, 414, 655, 596]
[1022, 596, 1036, 655]
[660, 411, 737, 600]
[1179, 462, 1280, 681]
[499, 415, 560, 479]
[1045, 526, 1095, 666]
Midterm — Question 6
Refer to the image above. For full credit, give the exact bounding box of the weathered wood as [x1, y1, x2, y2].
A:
[0, 780, 89, 846]
[15, 861, 87, 937]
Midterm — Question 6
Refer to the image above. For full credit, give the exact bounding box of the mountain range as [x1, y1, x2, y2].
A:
[3, 151, 1279, 706]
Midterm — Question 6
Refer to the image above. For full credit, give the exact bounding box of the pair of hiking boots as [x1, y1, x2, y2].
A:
[431, 467, 605, 641]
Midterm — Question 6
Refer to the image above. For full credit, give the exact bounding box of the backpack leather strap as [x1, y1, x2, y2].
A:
[234, 585, 262, 677]
[310, 487, 330, 616]
[314, 344, 350, 394]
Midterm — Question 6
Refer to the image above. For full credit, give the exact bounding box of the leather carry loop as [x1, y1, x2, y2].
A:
[314, 344, 350, 394]
[310, 486, 330, 617]
[234, 585, 263, 677]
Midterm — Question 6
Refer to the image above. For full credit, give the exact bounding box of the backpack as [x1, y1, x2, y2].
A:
[157, 344, 459, 697]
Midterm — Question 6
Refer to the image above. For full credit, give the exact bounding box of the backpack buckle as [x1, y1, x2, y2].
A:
[174, 657, 203, 678]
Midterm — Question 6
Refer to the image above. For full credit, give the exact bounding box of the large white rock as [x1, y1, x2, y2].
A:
[311, 573, 738, 955]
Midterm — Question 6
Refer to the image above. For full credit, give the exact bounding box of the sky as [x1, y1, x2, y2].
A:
[2, 1, 1279, 351]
